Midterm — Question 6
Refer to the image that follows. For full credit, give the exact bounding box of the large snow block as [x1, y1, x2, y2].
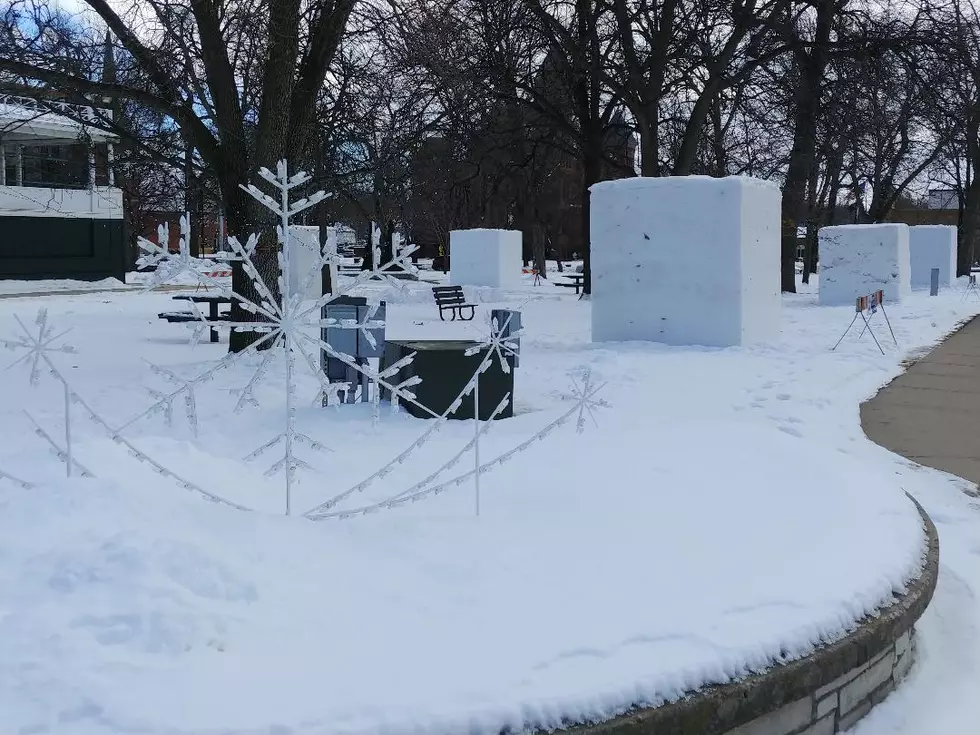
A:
[909, 225, 957, 289]
[818, 224, 911, 306]
[590, 176, 780, 347]
[449, 229, 522, 289]
[287, 225, 323, 299]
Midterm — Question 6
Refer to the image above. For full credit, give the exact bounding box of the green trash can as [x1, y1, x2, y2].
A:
[381, 339, 514, 420]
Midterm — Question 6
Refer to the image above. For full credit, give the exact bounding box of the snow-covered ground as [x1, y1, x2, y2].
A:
[0, 274, 978, 734]
[0, 276, 131, 296]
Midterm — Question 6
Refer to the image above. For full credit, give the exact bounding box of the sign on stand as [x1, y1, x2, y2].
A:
[964, 274, 980, 302]
[831, 289, 898, 355]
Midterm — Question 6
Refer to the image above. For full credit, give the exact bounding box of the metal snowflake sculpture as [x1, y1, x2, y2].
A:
[136, 214, 219, 289]
[1, 308, 246, 507]
[3, 159, 608, 523]
[2, 309, 80, 477]
[570, 369, 609, 433]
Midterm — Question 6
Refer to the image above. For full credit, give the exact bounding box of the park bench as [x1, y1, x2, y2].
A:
[431, 285, 476, 321]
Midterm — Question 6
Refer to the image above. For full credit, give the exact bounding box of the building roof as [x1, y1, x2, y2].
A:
[0, 94, 117, 145]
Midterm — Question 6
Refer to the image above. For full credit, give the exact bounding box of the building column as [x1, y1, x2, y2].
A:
[88, 147, 96, 189]
[107, 143, 115, 186]
[15, 145, 23, 186]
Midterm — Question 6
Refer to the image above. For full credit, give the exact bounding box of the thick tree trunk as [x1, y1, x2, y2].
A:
[637, 113, 660, 177]
[960, 176, 980, 277]
[780, 0, 834, 294]
[582, 149, 601, 295]
[532, 223, 548, 280]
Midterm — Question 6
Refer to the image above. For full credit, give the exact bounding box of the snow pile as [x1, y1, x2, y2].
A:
[0, 420, 924, 735]
[819, 224, 911, 306]
[590, 176, 780, 347]
[0, 276, 129, 296]
[2, 283, 978, 735]
[449, 229, 523, 289]
[909, 225, 957, 289]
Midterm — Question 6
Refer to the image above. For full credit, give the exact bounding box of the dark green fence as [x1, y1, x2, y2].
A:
[0, 215, 126, 281]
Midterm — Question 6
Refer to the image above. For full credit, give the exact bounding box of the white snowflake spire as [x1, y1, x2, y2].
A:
[144, 361, 200, 437]
[306, 368, 609, 522]
[569, 369, 608, 433]
[2, 309, 75, 385]
[464, 311, 523, 375]
[136, 213, 219, 290]
[24, 411, 95, 478]
[0, 466, 33, 488]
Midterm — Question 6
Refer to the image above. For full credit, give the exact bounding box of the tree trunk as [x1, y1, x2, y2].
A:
[637, 113, 660, 177]
[780, 0, 834, 294]
[225, 167, 283, 353]
[582, 148, 601, 295]
[532, 223, 548, 279]
[960, 177, 980, 277]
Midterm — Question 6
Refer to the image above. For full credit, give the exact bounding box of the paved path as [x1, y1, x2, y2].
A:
[862, 316, 980, 485]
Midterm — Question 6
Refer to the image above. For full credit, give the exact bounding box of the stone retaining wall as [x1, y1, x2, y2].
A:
[564, 496, 938, 735]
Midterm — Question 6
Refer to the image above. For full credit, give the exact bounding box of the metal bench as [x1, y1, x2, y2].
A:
[431, 285, 476, 321]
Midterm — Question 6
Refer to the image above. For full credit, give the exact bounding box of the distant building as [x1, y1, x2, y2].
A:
[928, 189, 959, 210]
[0, 94, 124, 281]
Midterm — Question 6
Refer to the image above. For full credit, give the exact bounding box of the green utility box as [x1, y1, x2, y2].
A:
[381, 340, 514, 420]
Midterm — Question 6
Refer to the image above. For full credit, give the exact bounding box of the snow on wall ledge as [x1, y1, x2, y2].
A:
[590, 176, 780, 347]
[449, 229, 522, 289]
[566, 497, 937, 735]
[909, 225, 957, 289]
[818, 224, 911, 306]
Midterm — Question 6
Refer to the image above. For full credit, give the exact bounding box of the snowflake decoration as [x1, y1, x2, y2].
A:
[3, 159, 609, 523]
[569, 369, 609, 433]
[136, 214, 218, 289]
[2, 309, 75, 385]
[0, 466, 32, 488]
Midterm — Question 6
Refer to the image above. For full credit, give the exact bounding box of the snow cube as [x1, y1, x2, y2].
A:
[590, 176, 780, 347]
[449, 229, 522, 289]
[909, 225, 957, 289]
[818, 224, 910, 306]
[288, 225, 323, 299]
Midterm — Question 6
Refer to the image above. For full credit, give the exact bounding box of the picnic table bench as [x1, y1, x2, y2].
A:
[431, 285, 476, 321]
[555, 273, 586, 296]
[158, 294, 232, 343]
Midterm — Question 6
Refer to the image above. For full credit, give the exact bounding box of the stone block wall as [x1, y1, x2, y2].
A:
[725, 627, 915, 735]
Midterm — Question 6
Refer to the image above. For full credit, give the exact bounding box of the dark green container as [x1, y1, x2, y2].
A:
[381, 339, 514, 420]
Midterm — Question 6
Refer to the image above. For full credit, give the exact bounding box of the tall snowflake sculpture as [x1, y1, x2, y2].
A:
[136, 214, 219, 289]
[3, 160, 607, 523]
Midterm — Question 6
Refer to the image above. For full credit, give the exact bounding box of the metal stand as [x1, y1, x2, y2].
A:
[964, 275, 980, 302]
[832, 294, 896, 356]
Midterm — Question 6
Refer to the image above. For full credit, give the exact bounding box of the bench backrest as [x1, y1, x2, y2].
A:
[432, 286, 467, 305]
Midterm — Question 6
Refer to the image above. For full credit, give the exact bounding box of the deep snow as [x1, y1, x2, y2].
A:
[0, 273, 977, 734]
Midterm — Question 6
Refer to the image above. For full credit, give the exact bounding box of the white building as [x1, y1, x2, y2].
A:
[0, 94, 124, 281]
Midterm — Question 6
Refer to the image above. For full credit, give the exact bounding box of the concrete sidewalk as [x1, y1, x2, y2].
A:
[862, 316, 980, 485]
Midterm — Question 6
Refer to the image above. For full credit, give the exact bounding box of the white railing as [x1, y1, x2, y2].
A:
[0, 94, 111, 124]
[0, 185, 122, 219]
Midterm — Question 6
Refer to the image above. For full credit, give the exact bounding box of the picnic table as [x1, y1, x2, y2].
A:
[159, 294, 233, 343]
[556, 273, 586, 296]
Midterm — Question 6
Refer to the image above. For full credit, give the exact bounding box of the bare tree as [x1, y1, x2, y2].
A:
[0, 0, 355, 350]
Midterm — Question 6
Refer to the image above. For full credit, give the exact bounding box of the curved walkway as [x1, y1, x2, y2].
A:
[862, 316, 980, 485]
